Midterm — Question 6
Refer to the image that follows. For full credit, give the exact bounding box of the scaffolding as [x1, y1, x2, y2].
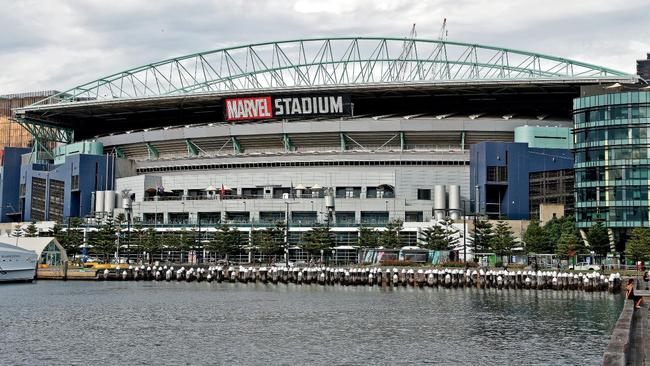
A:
[529, 169, 575, 219]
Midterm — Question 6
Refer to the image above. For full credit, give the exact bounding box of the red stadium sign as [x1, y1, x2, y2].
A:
[225, 96, 273, 121]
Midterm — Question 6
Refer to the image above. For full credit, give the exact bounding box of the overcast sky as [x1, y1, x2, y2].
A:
[1, 0, 648, 94]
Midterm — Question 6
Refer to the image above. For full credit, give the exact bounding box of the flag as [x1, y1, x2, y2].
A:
[220, 184, 225, 200]
[290, 180, 294, 199]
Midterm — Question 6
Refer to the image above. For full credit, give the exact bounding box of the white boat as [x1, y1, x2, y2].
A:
[0, 242, 38, 282]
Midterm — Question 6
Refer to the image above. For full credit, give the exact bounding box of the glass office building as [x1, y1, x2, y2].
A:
[573, 91, 650, 247]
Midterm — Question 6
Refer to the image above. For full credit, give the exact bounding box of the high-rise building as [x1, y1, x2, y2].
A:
[0, 91, 58, 148]
[573, 90, 650, 250]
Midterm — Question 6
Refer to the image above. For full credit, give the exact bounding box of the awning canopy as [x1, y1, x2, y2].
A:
[0, 237, 69, 262]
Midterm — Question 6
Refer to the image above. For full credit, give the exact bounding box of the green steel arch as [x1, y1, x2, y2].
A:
[33, 36, 635, 106]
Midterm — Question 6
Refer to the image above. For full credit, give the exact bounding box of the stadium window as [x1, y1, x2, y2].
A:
[417, 189, 431, 200]
[487, 166, 508, 182]
[71, 175, 79, 191]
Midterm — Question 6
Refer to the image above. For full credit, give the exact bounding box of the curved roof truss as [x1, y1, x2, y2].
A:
[33, 37, 635, 106]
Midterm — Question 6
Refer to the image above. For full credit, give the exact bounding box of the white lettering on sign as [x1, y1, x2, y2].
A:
[225, 96, 272, 121]
[226, 95, 348, 121]
[274, 96, 345, 116]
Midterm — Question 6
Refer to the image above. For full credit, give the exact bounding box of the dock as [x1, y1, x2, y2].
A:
[84, 265, 623, 294]
[603, 290, 650, 366]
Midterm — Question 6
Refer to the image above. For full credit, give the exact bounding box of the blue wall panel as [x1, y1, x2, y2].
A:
[470, 142, 573, 220]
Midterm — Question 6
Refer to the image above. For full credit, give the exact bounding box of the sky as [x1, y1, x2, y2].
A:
[1, 0, 649, 94]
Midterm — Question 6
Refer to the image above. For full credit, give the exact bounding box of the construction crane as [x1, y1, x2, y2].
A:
[438, 18, 448, 41]
[396, 24, 418, 80]
[409, 23, 417, 39]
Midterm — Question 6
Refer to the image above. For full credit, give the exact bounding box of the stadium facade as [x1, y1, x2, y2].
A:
[6, 37, 647, 254]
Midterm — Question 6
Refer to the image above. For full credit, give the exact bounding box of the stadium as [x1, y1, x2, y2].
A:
[10, 37, 644, 260]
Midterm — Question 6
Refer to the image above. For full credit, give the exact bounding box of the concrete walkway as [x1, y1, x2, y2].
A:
[627, 289, 650, 366]
[603, 292, 649, 366]
[627, 304, 648, 365]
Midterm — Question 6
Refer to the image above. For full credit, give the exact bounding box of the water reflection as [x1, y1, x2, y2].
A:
[0, 282, 621, 365]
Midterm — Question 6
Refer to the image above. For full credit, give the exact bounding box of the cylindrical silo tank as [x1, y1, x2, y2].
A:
[434, 185, 446, 220]
[324, 195, 335, 209]
[448, 185, 461, 220]
[95, 190, 105, 213]
[104, 190, 116, 213]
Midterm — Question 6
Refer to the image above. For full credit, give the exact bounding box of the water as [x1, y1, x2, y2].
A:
[0, 281, 622, 365]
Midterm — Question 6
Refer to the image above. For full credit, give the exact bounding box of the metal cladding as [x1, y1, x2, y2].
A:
[434, 185, 446, 220]
[95, 190, 105, 213]
[448, 185, 461, 220]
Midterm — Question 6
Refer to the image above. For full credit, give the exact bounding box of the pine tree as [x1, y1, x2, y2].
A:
[176, 228, 195, 262]
[93, 217, 118, 262]
[301, 226, 334, 260]
[544, 215, 575, 251]
[11, 224, 22, 238]
[441, 217, 459, 249]
[25, 221, 39, 237]
[133, 220, 146, 259]
[51, 223, 66, 250]
[555, 230, 585, 260]
[625, 227, 650, 263]
[114, 213, 126, 256]
[52, 218, 84, 258]
[471, 219, 493, 253]
[208, 224, 244, 261]
[142, 227, 160, 263]
[378, 219, 403, 249]
[523, 220, 547, 253]
[160, 232, 177, 262]
[489, 221, 517, 263]
[586, 222, 610, 257]
[251, 229, 272, 260]
[421, 224, 448, 250]
[358, 225, 379, 248]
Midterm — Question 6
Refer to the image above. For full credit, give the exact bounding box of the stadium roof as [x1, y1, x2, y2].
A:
[23, 37, 637, 108]
[12, 37, 639, 143]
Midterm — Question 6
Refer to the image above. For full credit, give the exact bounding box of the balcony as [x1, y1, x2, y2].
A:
[143, 191, 327, 202]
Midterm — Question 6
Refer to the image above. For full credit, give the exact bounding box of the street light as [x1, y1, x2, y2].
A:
[462, 200, 468, 263]
[284, 201, 298, 266]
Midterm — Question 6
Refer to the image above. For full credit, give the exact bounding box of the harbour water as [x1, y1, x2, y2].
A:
[1, 281, 622, 365]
